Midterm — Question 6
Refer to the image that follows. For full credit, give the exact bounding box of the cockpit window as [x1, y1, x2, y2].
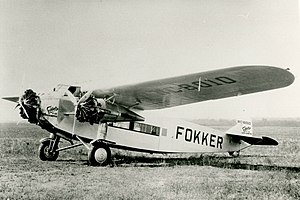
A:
[53, 84, 81, 97]
[68, 86, 81, 97]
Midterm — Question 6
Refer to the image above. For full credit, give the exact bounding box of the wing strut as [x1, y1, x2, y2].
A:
[198, 77, 201, 92]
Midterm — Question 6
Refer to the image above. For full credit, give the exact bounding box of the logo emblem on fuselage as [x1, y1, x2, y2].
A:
[46, 105, 59, 117]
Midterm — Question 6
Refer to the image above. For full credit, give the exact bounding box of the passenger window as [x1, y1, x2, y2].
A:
[112, 122, 130, 129]
[134, 122, 160, 136]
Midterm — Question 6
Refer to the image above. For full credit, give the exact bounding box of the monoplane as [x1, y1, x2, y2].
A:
[2, 66, 295, 166]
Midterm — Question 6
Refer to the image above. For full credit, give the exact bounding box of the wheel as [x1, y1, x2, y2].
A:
[88, 144, 111, 166]
[39, 140, 59, 161]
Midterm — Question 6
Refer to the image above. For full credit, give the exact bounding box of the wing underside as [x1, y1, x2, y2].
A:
[91, 66, 294, 110]
[2, 96, 19, 103]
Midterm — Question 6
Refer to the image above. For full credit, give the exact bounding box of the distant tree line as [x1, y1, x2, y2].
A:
[190, 118, 300, 127]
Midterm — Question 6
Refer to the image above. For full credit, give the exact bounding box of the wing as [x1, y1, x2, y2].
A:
[2, 96, 19, 103]
[92, 66, 294, 110]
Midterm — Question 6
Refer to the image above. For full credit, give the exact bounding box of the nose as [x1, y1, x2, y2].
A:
[18, 89, 41, 124]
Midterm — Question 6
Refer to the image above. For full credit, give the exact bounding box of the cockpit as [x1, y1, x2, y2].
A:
[53, 84, 82, 97]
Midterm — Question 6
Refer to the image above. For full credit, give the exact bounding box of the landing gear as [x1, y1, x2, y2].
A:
[37, 133, 112, 166]
[39, 136, 60, 161]
[88, 143, 111, 166]
[228, 151, 240, 157]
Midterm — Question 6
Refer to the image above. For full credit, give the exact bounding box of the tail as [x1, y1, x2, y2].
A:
[226, 119, 278, 146]
[227, 119, 253, 136]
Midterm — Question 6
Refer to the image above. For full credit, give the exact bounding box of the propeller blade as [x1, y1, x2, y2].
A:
[18, 99, 29, 119]
[78, 90, 93, 104]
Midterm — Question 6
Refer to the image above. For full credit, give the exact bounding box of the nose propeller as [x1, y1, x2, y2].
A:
[17, 89, 41, 124]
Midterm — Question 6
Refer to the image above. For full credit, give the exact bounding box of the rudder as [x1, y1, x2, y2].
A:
[227, 119, 253, 135]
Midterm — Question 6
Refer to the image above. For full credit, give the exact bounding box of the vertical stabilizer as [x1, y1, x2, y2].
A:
[227, 119, 253, 135]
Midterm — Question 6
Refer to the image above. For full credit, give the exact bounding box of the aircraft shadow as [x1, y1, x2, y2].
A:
[53, 155, 300, 173]
[55, 159, 89, 165]
[112, 154, 300, 173]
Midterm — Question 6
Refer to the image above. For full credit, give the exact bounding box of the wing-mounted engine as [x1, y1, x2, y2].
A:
[66, 90, 144, 125]
[75, 95, 110, 124]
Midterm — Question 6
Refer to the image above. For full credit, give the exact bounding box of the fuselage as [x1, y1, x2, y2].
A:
[105, 112, 247, 153]
[39, 89, 248, 154]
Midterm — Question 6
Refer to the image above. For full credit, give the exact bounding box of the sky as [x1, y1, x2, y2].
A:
[0, 0, 300, 122]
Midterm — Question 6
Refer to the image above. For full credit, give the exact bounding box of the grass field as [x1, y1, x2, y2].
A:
[0, 123, 300, 199]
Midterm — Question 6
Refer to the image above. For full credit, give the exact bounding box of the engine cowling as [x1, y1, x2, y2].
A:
[75, 95, 144, 125]
[18, 89, 41, 124]
[76, 96, 108, 125]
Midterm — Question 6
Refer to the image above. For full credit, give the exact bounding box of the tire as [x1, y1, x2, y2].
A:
[88, 144, 111, 166]
[39, 140, 59, 161]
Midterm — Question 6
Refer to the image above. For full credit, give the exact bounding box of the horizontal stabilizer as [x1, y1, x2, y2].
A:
[2, 96, 19, 103]
[226, 133, 278, 146]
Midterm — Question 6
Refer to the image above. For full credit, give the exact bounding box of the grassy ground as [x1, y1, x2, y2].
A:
[0, 123, 300, 199]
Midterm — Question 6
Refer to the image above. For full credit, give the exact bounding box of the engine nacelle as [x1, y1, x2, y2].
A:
[75, 95, 144, 125]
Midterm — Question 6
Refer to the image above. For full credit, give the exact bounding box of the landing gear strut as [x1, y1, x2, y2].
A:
[38, 133, 112, 166]
[39, 136, 60, 161]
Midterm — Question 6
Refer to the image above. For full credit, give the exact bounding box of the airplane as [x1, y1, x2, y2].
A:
[2, 65, 295, 166]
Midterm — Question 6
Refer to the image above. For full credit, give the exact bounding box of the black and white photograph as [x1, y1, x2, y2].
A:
[0, 0, 300, 199]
